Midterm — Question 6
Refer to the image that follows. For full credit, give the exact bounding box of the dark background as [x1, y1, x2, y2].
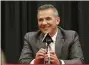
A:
[1, 1, 89, 64]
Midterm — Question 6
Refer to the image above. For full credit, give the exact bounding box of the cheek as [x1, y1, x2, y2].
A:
[38, 23, 41, 29]
[38, 23, 44, 29]
[38, 22, 41, 26]
[51, 20, 57, 26]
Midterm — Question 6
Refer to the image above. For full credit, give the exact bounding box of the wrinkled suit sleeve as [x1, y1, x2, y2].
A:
[63, 31, 84, 64]
[19, 33, 34, 63]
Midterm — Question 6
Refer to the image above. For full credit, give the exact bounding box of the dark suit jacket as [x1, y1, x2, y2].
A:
[19, 27, 84, 64]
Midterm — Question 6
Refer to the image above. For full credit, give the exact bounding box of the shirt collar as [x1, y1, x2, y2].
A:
[51, 29, 58, 42]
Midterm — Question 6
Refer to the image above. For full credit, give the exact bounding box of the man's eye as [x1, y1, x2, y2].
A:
[38, 18, 43, 22]
[46, 17, 51, 21]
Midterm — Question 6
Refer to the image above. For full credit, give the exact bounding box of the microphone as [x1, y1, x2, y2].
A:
[42, 33, 53, 64]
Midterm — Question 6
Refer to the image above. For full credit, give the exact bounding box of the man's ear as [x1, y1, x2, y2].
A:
[56, 17, 60, 25]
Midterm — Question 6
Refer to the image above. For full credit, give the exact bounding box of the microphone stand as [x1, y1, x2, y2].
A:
[42, 33, 53, 64]
[46, 42, 50, 64]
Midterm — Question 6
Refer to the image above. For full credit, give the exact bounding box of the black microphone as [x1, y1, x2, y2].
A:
[42, 33, 53, 46]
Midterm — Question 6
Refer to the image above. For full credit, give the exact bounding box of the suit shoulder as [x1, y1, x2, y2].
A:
[60, 28, 79, 38]
[64, 29, 77, 35]
[24, 31, 40, 40]
[60, 27, 77, 34]
[25, 32, 37, 36]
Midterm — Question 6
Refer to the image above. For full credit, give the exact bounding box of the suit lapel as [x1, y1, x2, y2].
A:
[55, 29, 64, 59]
[36, 33, 46, 50]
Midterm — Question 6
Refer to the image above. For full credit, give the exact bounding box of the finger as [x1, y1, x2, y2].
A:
[50, 58, 60, 64]
[38, 48, 47, 53]
[36, 56, 44, 59]
[36, 50, 46, 58]
[44, 56, 48, 61]
[50, 54, 57, 59]
[50, 51, 55, 54]
[44, 54, 55, 61]
[44, 53, 56, 59]
[44, 56, 57, 63]
[35, 48, 47, 57]
[36, 53, 45, 56]
[35, 53, 45, 60]
[50, 59, 55, 63]
[50, 53, 56, 56]
[50, 55, 56, 60]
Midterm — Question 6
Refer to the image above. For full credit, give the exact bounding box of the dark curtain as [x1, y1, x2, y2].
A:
[1, 1, 89, 64]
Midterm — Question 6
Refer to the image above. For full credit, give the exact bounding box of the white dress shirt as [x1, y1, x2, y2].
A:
[30, 30, 65, 64]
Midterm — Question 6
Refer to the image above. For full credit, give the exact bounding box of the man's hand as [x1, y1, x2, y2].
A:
[44, 49, 60, 64]
[34, 48, 46, 64]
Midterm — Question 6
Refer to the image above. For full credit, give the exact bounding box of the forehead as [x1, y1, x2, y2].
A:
[37, 8, 55, 18]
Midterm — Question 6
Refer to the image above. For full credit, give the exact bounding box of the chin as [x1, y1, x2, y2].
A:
[41, 30, 48, 34]
[42, 31, 48, 34]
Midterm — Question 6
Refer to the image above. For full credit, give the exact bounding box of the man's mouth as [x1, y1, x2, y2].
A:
[43, 27, 49, 30]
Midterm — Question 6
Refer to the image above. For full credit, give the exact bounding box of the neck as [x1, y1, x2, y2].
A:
[49, 28, 58, 37]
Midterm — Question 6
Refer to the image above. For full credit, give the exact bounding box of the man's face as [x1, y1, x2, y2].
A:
[37, 8, 60, 36]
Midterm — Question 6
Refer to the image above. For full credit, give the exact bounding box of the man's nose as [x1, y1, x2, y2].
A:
[42, 20, 47, 25]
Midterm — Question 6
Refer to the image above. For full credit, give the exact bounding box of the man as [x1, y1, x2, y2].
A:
[19, 4, 84, 64]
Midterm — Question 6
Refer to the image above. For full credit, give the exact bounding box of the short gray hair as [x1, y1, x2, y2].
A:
[37, 4, 59, 16]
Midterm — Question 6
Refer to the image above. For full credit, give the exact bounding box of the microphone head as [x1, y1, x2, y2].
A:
[42, 33, 53, 45]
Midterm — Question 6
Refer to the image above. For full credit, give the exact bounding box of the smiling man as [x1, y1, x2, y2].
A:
[19, 4, 84, 64]
[37, 6, 60, 37]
